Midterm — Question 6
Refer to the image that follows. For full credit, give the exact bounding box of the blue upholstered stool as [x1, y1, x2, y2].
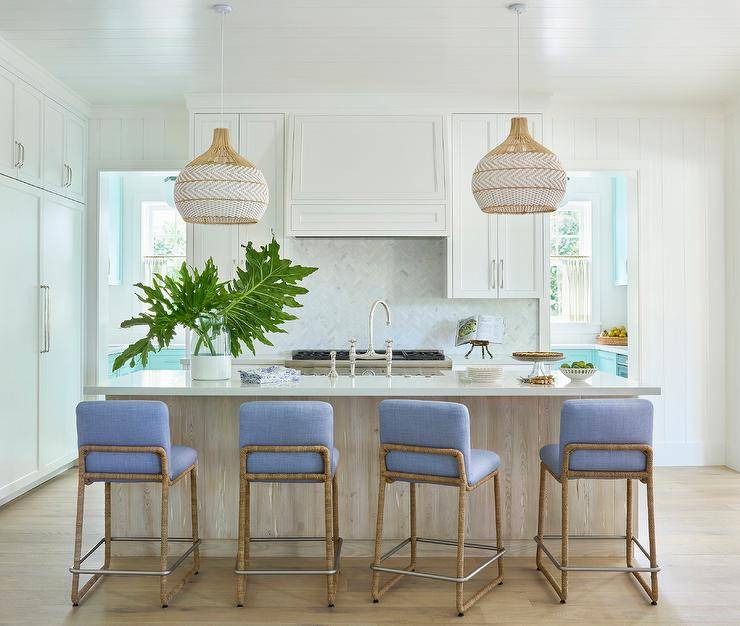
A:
[235, 401, 342, 608]
[370, 399, 505, 616]
[69, 401, 200, 608]
[534, 399, 660, 605]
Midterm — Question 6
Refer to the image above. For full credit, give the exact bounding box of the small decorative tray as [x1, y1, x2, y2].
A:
[512, 351, 564, 362]
[518, 375, 556, 385]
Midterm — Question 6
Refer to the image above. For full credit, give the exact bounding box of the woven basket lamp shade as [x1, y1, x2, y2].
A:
[471, 117, 567, 214]
[174, 128, 269, 224]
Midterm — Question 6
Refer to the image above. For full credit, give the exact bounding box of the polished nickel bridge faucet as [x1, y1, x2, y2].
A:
[357, 299, 392, 360]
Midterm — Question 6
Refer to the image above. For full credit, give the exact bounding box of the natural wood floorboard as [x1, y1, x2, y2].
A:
[1, 466, 739, 624]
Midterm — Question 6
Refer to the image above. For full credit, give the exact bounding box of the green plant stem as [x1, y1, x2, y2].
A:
[193, 322, 217, 356]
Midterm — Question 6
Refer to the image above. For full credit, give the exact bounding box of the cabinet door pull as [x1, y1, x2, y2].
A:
[63, 164, 69, 187]
[67, 165, 73, 188]
[14, 141, 21, 167]
[40, 285, 50, 353]
[19, 142, 25, 168]
[490, 259, 497, 291]
[499, 259, 504, 289]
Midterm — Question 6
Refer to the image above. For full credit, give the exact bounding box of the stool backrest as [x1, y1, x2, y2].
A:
[559, 398, 653, 469]
[239, 401, 333, 449]
[76, 400, 172, 460]
[379, 399, 472, 476]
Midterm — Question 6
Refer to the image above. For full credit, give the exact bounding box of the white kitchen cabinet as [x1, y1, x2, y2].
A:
[190, 112, 284, 277]
[287, 114, 447, 236]
[0, 177, 83, 504]
[14, 81, 44, 186]
[0, 177, 41, 500]
[64, 113, 86, 202]
[39, 193, 83, 472]
[44, 99, 87, 202]
[450, 113, 544, 299]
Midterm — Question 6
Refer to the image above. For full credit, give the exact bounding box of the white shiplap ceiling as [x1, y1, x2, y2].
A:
[1, 0, 739, 105]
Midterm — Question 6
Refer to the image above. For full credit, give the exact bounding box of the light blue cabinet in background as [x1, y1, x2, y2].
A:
[554, 347, 623, 376]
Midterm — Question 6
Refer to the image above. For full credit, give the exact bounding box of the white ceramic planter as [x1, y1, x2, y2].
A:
[190, 354, 231, 380]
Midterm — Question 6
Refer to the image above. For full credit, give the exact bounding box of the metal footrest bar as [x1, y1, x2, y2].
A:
[234, 536, 343, 575]
[370, 536, 506, 583]
[69, 536, 202, 576]
[534, 535, 660, 573]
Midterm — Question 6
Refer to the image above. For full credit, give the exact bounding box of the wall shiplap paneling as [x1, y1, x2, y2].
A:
[549, 108, 725, 466]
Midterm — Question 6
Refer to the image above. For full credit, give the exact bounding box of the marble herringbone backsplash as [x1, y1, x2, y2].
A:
[259, 238, 539, 356]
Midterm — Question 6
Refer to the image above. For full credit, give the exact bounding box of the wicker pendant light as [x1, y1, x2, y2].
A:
[471, 3, 566, 214]
[174, 4, 269, 224]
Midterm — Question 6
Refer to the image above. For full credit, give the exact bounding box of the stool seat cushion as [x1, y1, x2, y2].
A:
[539, 442, 647, 477]
[386, 448, 500, 485]
[84, 445, 197, 481]
[246, 447, 339, 481]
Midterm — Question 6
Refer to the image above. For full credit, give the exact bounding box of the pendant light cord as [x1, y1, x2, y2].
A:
[516, 8, 520, 115]
[220, 9, 224, 127]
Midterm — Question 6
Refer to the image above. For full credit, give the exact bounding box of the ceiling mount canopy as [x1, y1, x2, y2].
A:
[471, 3, 566, 215]
[174, 3, 269, 225]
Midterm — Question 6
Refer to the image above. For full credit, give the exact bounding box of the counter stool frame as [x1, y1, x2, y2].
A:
[69, 445, 201, 608]
[534, 443, 660, 604]
[235, 445, 342, 608]
[370, 443, 505, 616]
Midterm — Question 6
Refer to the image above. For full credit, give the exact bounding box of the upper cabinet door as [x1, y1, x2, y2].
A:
[189, 113, 241, 278]
[0, 68, 15, 178]
[64, 113, 86, 202]
[496, 213, 543, 298]
[288, 114, 447, 236]
[451, 114, 498, 298]
[43, 99, 66, 194]
[14, 81, 43, 186]
[238, 113, 284, 250]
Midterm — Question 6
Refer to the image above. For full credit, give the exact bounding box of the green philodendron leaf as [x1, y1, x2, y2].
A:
[111, 238, 317, 372]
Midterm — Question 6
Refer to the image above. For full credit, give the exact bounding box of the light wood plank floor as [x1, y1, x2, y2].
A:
[1, 466, 739, 625]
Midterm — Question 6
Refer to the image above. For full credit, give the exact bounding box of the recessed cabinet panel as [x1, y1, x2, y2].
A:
[14, 82, 43, 186]
[292, 204, 446, 236]
[0, 68, 15, 178]
[43, 99, 66, 193]
[0, 179, 41, 496]
[65, 114, 86, 202]
[497, 213, 543, 298]
[238, 113, 284, 250]
[291, 115, 444, 202]
[39, 194, 82, 470]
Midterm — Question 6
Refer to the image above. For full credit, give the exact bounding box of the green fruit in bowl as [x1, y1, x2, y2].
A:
[586, 362, 594, 368]
[560, 363, 570, 369]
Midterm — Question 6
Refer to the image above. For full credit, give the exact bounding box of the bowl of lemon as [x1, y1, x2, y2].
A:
[559, 361, 597, 382]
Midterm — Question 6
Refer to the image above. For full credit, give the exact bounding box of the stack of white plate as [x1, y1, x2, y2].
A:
[466, 366, 504, 382]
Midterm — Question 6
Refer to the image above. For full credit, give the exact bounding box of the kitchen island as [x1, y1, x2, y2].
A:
[85, 370, 660, 557]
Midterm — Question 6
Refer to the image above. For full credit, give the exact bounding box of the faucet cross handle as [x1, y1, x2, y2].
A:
[348, 339, 357, 378]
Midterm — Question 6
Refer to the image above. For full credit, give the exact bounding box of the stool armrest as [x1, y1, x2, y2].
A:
[78, 445, 169, 483]
[240, 444, 333, 479]
[561, 443, 654, 478]
[380, 443, 468, 486]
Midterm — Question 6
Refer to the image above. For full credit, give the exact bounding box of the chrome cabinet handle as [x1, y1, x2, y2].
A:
[13, 141, 20, 167]
[63, 164, 68, 187]
[491, 260, 497, 291]
[67, 165, 73, 187]
[40, 285, 50, 353]
[499, 259, 504, 289]
[19, 142, 25, 167]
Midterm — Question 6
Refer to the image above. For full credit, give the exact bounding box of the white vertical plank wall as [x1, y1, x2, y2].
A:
[85, 106, 189, 386]
[548, 104, 726, 466]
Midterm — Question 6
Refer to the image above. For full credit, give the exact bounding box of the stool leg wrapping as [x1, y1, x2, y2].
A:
[455, 485, 466, 615]
[190, 467, 200, 575]
[409, 482, 417, 571]
[560, 476, 569, 602]
[324, 474, 337, 607]
[494, 472, 504, 582]
[159, 478, 169, 607]
[70, 472, 86, 606]
[236, 472, 249, 606]
[104, 483, 111, 569]
[370, 473, 387, 601]
[536, 462, 546, 572]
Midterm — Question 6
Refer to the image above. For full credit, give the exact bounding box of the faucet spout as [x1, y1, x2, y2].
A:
[357, 299, 392, 359]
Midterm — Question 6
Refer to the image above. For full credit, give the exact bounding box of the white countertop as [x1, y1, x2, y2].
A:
[86, 370, 659, 398]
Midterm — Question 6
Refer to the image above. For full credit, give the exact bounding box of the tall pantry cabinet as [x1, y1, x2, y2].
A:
[0, 65, 86, 504]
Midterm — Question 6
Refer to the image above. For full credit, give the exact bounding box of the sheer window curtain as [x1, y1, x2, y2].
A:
[560, 257, 591, 322]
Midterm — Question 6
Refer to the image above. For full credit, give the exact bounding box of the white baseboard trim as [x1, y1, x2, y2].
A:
[0, 457, 77, 507]
[654, 441, 726, 466]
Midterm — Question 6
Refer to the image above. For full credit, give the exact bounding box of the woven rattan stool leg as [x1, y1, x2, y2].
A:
[646, 474, 659, 604]
[371, 474, 387, 602]
[324, 476, 337, 607]
[494, 473, 504, 582]
[455, 485, 466, 616]
[190, 467, 200, 575]
[236, 475, 249, 606]
[70, 474, 86, 606]
[536, 462, 546, 572]
[409, 483, 417, 571]
[159, 480, 170, 608]
[626, 479, 634, 568]
[560, 477, 569, 603]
